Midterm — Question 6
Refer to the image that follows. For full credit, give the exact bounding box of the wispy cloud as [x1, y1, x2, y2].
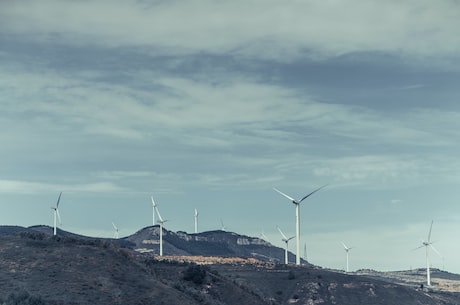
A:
[2, 0, 459, 63]
[0, 180, 127, 194]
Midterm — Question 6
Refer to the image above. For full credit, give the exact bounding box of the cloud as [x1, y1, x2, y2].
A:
[0, 180, 127, 194]
[2, 0, 459, 63]
[311, 154, 460, 189]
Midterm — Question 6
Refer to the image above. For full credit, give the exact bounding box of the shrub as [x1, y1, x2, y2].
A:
[183, 264, 207, 285]
[19, 232, 46, 241]
[2, 289, 45, 305]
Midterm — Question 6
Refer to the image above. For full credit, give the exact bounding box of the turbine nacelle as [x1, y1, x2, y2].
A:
[342, 242, 354, 252]
[273, 185, 327, 206]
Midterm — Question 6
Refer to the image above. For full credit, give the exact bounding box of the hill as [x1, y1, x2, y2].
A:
[124, 226, 298, 263]
[0, 226, 459, 305]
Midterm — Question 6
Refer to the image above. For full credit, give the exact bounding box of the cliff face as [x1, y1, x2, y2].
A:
[124, 226, 294, 263]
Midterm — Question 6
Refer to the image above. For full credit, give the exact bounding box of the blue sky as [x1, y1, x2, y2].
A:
[1, 0, 460, 273]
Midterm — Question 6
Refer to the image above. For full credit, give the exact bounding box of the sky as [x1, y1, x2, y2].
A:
[1, 0, 460, 273]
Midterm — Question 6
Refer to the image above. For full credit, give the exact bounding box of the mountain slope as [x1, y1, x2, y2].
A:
[125, 226, 298, 263]
[0, 226, 459, 305]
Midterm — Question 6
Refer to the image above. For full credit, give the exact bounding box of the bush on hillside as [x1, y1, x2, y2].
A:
[183, 264, 207, 285]
[1, 289, 45, 305]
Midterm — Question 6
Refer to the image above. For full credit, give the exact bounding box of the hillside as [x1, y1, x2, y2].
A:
[124, 226, 298, 264]
[0, 226, 459, 305]
[0, 231, 268, 305]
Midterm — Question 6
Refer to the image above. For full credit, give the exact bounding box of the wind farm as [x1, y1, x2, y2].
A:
[35, 188, 449, 281]
[3, 0, 460, 303]
[0, 187, 457, 305]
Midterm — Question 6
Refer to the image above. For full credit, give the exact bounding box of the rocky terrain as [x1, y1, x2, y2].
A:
[0, 225, 459, 305]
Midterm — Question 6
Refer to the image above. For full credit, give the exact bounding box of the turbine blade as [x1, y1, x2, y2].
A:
[287, 236, 295, 241]
[412, 244, 425, 251]
[427, 220, 434, 242]
[56, 192, 62, 208]
[155, 206, 164, 222]
[112, 222, 118, 230]
[341, 242, 349, 250]
[273, 188, 295, 202]
[56, 209, 62, 225]
[195, 208, 198, 217]
[151, 196, 156, 207]
[220, 219, 226, 230]
[277, 227, 288, 240]
[430, 244, 443, 259]
[298, 184, 327, 203]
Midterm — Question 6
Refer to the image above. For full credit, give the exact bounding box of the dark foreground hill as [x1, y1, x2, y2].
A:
[0, 228, 459, 305]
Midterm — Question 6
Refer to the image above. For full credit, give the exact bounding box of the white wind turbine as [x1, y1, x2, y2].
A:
[278, 227, 295, 264]
[151, 196, 157, 226]
[273, 185, 327, 265]
[341, 242, 354, 272]
[155, 204, 167, 256]
[414, 220, 442, 286]
[112, 222, 119, 239]
[259, 228, 268, 241]
[51, 192, 62, 236]
[194, 208, 198, 233]
[220, 219, 227, 231]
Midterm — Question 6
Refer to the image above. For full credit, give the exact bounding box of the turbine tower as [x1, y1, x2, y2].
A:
[278, 227, 295, 264]
[151, 196, 157, 226]
[51, 192, 62, 236]
[341, 242, 354, 272]
[155, 204, 167, 256]
[414, 220, 442, 286]
[194, 208, 198, 233]
[303, 243, 308, 262]
[273, 185, 327, 265]
[112, 222, 119, 239]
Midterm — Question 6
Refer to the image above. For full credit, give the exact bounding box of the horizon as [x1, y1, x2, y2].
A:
[0, 212, 452, 274]
[1, 1, 459, 274]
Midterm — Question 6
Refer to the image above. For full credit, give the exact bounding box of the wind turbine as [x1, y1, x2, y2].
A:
[278, 227, 295, 264]
[51, 192, 62, 236]
[151, 196, 157, 226]
[112, 222, 119, 239]
[220, 219, 227, 231]
[414, 220, 442, 286]
[259, 228, 268, 241]
[155, 204, 167, 256]
[194, 208, 198, 233]
[273, 185, 327, 265]
[341, 242, 354, 272]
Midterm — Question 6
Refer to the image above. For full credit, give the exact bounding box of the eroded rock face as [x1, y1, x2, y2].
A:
[126, 227, 289, 263]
